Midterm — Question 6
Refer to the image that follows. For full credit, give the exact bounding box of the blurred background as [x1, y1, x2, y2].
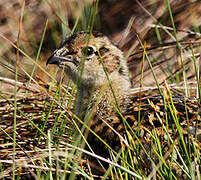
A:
[0, 0, 200, 94]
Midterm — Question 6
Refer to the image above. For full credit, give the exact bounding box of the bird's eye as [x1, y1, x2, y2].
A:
[81, 46, 96, 59]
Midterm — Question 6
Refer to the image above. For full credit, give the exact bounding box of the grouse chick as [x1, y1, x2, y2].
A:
[47, 31, 201, 177]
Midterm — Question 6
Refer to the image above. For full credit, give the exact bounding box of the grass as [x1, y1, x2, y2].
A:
[0, 0, 200, 179]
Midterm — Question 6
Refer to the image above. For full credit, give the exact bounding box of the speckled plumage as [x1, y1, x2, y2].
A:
[47, 31, 201, 178]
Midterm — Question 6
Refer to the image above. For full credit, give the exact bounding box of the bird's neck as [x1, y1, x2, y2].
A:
[76, 71, 131, 119]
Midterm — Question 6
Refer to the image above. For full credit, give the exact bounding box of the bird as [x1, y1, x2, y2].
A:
[47, 31, 201, 178]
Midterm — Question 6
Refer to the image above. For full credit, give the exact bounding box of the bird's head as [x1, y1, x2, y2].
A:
[47, 31, 129, 89]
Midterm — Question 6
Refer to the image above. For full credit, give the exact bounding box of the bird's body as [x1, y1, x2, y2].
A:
[47, 31, 201, 177]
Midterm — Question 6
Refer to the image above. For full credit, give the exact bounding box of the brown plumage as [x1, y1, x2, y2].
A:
[47, 31, 201, 178]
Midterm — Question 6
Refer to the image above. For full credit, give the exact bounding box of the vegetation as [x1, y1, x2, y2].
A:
[0, 0, 200, 179]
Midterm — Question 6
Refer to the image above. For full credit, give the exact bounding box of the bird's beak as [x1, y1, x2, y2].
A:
[46, 54, 60, 66]
[46, 54, 73, 66]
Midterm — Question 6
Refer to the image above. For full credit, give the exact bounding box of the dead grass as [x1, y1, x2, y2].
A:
[0, 0, 200, 179]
